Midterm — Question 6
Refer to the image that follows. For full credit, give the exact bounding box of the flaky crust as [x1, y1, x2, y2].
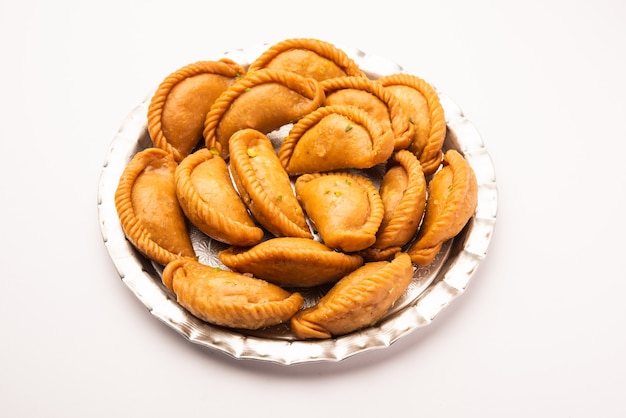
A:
[147, 59, 245, 162]
[407, 150, 478, 266]
[373, 150, 427, 251]
[378, 73, 446, 175]
[357, 245, 404, 262]
[248, 38, 365, 81]
[203, 68, 325, 158]
[162, 258, 303, 330]
[320, 76, 414, 150]
[174, 148, 264, 246]
[228, 129, 312, 239]
[114, 148, 196, 265]
[295, 171, 384, 252]
[290, 252, 414, 339]
[218, 237, 364, 288]
[278, 105, 395, 175]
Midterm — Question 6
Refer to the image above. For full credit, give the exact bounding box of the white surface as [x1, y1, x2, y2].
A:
[1, 1, 624, 417]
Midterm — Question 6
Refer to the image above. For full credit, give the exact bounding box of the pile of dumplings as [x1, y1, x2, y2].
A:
[114, 38, 478, 340]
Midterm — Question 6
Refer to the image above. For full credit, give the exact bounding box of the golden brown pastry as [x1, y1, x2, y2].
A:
[321, 76, 414, 150]
[247, 37, 365, 81]
[174, 148, 264, 246]
[162, 258, 303, 330]
[290, 252, 414, 339]
[218, 237, 364, 288]
[357, 246, 403, 263]
[203, 68, 325, 158]
[114, 148, 196, 265]
[378, 73, 447, 175]
[228, 129, 312, 239]
[147, 59, 245, 162]
[407, 150, 478, 266]
[373, 150, 427, 250]
[295, 171, 384, 252]
[357, 150, 427, 262]
[278, 105, 395, 175]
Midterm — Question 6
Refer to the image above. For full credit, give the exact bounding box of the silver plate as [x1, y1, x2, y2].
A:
[97, 45, 498, 365]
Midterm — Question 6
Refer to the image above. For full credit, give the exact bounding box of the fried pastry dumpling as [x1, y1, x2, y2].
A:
[374, 150, 427, 249]
[358, 150, 427, 261]
[247, 37, 365, 81]
[114, 148, 195, 265]
[147, 59, 245, 162]
[174, 148, 264, 246]
[378, 73, 447, 175]
[407, 150, 478, 266]
[162, 258, 303, 330]
[229, 129, 312, 239]
[321, 76, 414, 150]
[278, 105, 395, 175]
[218, 237, 364, 288]
[290, 252, 414, 339]
[203, 68, 325, 158]
[295, 171, 384, 252]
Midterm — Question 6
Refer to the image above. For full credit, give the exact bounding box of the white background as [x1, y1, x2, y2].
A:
[1, 1, 625, 417]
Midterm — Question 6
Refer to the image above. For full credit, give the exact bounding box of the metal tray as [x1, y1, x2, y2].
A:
[97, 44, 497, 365]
